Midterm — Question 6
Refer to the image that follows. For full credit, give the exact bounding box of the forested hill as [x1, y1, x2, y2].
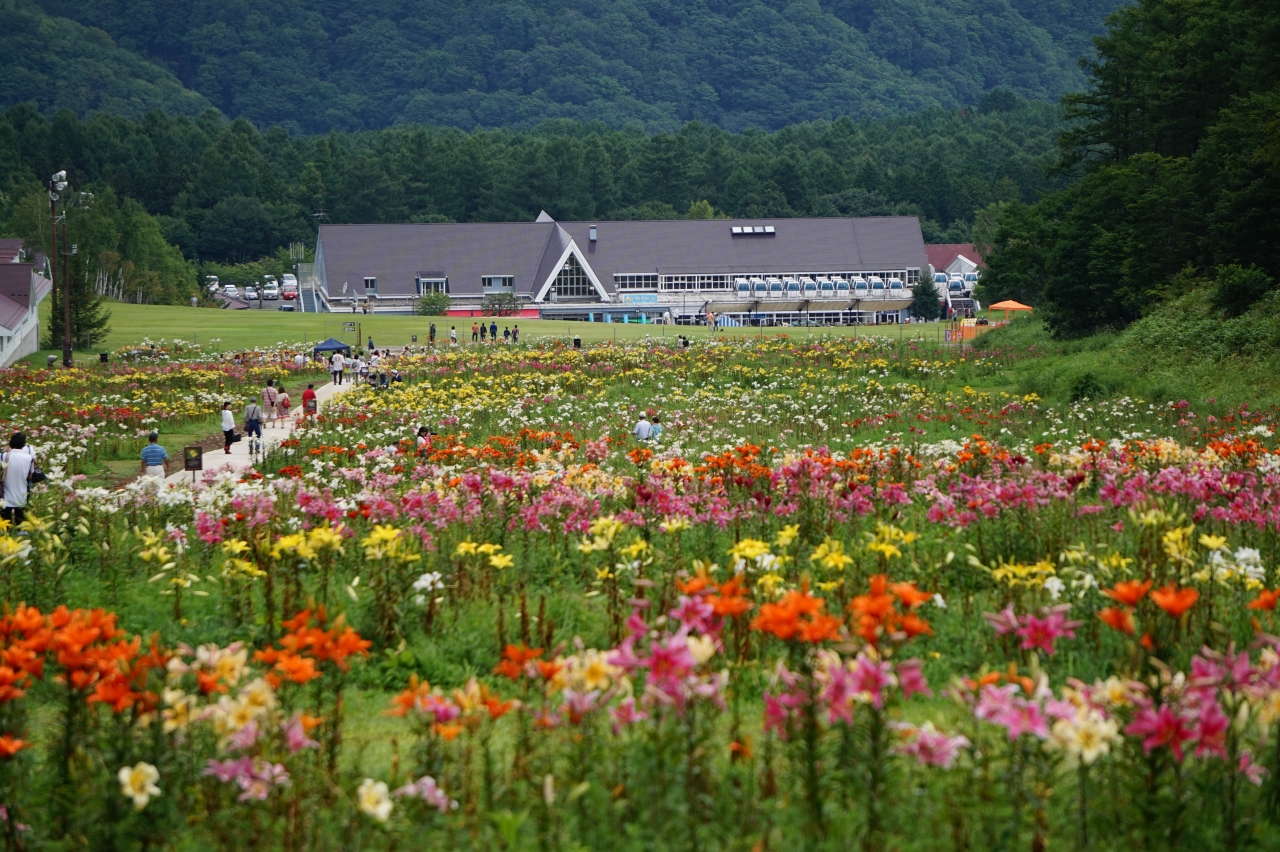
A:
[15, 0, 1124, 132]
[0, 0, 211, 120]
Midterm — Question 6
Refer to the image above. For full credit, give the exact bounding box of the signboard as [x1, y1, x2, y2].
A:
[621, 293, 660, 304]
[343, 322, 357, 332]
[183, 445, 203, 472]
[305, 398, 318, 416]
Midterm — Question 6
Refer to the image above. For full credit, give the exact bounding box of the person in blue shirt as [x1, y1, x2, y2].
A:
[649, 415, 663, 442]
[139, 432, 170, 477]
[489, 321, 498, 341]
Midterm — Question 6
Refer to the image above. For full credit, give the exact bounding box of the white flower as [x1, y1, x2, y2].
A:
[1043, 577, 1065, 600]
[118, 762, 161, 810]
[931, 593, 946, 609]
[687, 634, 717, 665]
[357, 778, 393, 822]
[412, 571, 443, 593]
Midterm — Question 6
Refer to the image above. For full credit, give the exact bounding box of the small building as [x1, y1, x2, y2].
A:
[926, 244, 983, 277]
[305, 213, 929, 325]
[0, 239, 52, 367]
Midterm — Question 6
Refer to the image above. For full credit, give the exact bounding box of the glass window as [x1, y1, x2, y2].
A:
[363, 277, 377, 292]
[551, 254, 595, 299]
[483, 275, 515, 291]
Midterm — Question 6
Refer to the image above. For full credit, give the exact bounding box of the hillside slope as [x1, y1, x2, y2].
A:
[27, 0, 1125, 133]
[0, 0, 211, 120]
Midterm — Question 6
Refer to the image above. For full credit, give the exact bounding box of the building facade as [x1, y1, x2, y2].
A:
[0, 240, 52, 367]
[309, 214, 930, 324]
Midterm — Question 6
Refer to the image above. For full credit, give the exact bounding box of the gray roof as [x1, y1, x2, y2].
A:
[316, 216, 927, 300]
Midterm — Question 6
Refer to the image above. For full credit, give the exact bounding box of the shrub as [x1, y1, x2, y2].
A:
[481, 292, 522, 316]
[415, 292, 450, 316]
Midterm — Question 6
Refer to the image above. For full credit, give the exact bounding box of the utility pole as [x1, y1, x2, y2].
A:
[48, 171, 70, 367]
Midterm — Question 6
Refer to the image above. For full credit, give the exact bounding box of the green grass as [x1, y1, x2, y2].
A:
[27, 300, 967, 364]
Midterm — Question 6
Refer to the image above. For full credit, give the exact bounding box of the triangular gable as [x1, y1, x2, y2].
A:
[535, 210, 555, 223]
[532, 228, 610, 303]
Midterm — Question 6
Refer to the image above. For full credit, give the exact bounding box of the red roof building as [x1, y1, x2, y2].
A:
[926, 244, 983, 275]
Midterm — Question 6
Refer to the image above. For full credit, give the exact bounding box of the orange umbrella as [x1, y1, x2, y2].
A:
[987, 300, 1033, 321]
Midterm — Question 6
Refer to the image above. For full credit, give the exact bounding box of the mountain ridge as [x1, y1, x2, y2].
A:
[10, 0, 1125, 133]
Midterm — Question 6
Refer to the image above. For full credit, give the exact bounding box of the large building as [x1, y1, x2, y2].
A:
[0, 239, 52, 367]
[304, 213, 930, 324]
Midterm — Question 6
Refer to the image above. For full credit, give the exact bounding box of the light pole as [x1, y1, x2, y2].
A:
[48, 171, 70, 367]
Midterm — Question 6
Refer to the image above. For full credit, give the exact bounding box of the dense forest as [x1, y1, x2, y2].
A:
[4, 0, 1122, 132]
[977, 0, 1280, 336]
[0, 94, 1062, 281]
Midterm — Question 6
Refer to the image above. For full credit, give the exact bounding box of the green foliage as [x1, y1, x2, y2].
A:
[981, 0, 1280, 337]
[415, 292, 451, 316]
[1211, 264, 1275, 318]
[0, 0, 210, 121]
[910, 275, 942, 320]
[22, 0, 1123, 133]
[0, 102, 1068, 267]
[480, 292, 521, 317]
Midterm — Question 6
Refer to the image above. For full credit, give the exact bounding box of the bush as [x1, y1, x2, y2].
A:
[415, 292, 450, 316]
[1210, 264, 1273, 317]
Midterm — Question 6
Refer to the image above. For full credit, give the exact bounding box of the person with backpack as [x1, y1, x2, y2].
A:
[1, 432, 36, 526]
[243, 398, 265, 453]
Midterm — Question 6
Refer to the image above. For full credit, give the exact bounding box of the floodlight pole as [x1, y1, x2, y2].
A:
[49, 171, 72, 367]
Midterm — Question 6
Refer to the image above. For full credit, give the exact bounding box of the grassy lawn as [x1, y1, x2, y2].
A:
[26, 300, 970, 364]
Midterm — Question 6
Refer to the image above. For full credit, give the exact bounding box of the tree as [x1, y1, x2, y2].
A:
[481, 292, 522, 316]
[685, 199, 715, 219]
[416, 291, 451, 315]
[911, 275, 942, 320]
[197, 196, 277, 263]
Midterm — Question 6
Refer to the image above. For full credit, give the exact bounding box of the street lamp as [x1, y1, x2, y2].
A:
[48, 171, 71, 367]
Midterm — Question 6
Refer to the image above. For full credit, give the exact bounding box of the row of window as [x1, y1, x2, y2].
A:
[612, 271, 919, 292]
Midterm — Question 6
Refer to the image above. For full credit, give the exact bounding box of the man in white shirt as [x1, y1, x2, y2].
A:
[1, 432, 36, 527]
[293, 353, 305, 368]
[633, 413, 652, 441]
[331, 351, 345, 385]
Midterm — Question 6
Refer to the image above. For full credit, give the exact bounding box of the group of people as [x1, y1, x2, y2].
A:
[632, 412, 664, 442]
[218, 380, 316, 455]
[468, 321, 519, 344]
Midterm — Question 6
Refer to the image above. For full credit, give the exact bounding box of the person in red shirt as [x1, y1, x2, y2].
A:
[301, 383, 318, 419]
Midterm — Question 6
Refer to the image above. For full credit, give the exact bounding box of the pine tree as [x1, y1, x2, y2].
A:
[911, 275, 942, 321]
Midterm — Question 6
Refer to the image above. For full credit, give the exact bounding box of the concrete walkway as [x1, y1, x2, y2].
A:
[164, 380, 345, 486]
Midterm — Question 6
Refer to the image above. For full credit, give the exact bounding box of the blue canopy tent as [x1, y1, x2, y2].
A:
[312, 337, 352, 356]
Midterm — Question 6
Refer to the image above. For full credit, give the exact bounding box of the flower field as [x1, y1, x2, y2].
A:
[5, 333, 1280, 849]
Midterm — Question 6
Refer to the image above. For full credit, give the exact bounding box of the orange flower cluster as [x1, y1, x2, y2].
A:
[1151, 585, 1199, 619]
[676, 571, 754, 618]
[695, 444, 771, 482]
[0, 605, 166, 758]
[751, 586, 841, 643]
[494, 643, 543, 680]
[847, 575, 933, 645]
[627, 448, 653, 465]
[254, 607, 371, 688]
[1098, 579, 1153, 636]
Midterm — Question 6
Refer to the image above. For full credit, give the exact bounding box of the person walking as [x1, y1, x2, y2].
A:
[139, 432, 170, 478]
[221, 403, 237, 454]
[1, 432, 35, 527]
[368, 335, 375, 351]
[471, 322, 479, 343]
[331, 350, 345, 385]
[450, 326, 458, 345]
[650, 415, 663, 442]
[633, 412, 652, 441]
[243, 398, 265, 452]
[302, 383, 317, 419]
[512, 324, 520, 344]
[479, 324, 487, 344]
[278, 389, 292, 424]
[489, 321, 498, 342]
[429, 323, 437, 346]
[262, 379, 280, 428]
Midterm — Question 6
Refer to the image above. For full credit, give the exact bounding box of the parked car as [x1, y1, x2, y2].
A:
[244, 286, 259, 300]
[206, 275, 220, 294]
[281, 274, 299, 300]
[223, 284, 240, 298]
[262, 282, 280, 300]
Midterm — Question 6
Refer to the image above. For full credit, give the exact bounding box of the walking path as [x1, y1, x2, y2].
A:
[164, 380, 345, 486]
